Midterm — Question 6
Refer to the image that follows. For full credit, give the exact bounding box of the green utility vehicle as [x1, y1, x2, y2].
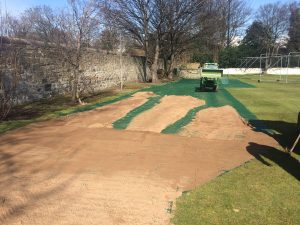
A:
[199, 63, 223, 91]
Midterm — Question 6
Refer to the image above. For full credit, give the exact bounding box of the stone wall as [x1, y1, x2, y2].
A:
[179, 69, 201, 79]
[0, 37, 145, 104]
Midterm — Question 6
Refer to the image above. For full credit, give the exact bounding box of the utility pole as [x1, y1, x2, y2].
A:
[4, 0, 7, 36]
[227, 0, 232, 47]
[119, 34, 124, 91]
[0, 1, 3, 46]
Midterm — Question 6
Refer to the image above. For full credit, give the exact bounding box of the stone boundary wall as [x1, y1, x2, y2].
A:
[0, 37, 145, 104]
[179, 69, 201, 79]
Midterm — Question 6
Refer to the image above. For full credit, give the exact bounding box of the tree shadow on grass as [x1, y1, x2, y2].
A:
[249, 119, 300, 155]
[246, 142, 300, 181]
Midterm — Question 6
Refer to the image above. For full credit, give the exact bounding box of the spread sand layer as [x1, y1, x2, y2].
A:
[0, 96, 279, 225]
[180, 105, 276, 145]
[127, 95, 205, 132]
[0, 119, 278, 225]
[65, 92, 156, 128]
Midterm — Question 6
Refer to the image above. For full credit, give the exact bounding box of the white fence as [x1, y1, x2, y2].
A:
[179, 67, 300, 79]
[223, 68, 261, 75]
[224, 68, 300, 75]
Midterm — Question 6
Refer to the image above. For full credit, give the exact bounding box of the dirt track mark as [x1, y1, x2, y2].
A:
[65, 91, 156, 128]
[127, 95, 205, 133]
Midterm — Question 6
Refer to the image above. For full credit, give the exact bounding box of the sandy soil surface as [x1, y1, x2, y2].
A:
[127, 95, 205, 132]
[0, 97, 278, 225]
[180, 105, 273, 143]
[65, 91, 156, 128]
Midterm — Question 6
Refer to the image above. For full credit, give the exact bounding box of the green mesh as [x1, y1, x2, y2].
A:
[58, 79, 258, 134]
[153, 79, 257, 134]
[112, 79, 257, 134]
[113, 96, 162, 129]
[162, 105, 208, 134]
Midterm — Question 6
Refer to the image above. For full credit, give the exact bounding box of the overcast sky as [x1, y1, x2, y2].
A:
[0, 0, 294, 16]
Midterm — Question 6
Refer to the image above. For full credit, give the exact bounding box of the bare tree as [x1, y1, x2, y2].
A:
[257, 2, 290, 58]
[1, 9, 42, 40]
[29, 0, 101, 103]
[195, 0, 227, 62]
[101, 0, 156, 82]
[102, 0, 201, 82]
[94, 27, 120, 52]
[160, 0, 205, 78]
[226, 0, 251, 47]
[147, 0, 168, 82]
[287, 2, 300, 52]
[194, 0, 250, 62]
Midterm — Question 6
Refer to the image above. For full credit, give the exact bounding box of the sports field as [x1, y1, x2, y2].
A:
[173, 75, 300, 225]
[0, 76, 299, 224]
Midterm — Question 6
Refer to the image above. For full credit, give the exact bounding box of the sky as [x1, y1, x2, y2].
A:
[0, 0, 294, 16]
[0, 0, 67, 15]
[250, 0, 291, 9]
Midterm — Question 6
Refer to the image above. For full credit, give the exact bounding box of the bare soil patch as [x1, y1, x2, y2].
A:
[65, 91, 155, 128]
[127, 95, 205, 132]
[0, 97, 279, 225]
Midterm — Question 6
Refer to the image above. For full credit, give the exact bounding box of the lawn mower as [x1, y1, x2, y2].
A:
[199, 63, 223, 91]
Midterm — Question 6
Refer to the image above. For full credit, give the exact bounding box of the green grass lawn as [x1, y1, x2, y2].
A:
[228, 75, 300, 123]
[228, 75, 300, 149]
[173, 75, 300, 225]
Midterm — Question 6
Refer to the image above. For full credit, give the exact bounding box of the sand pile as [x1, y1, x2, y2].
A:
[127, 95, 205, 133]
[65, 92, 156, 128]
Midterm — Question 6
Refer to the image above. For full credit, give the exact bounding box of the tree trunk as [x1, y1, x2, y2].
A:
[143, 42, 149, 82]
[143, 19, 150, 82]
[72, 68, 82, 104]
[141, 57, 148, 82]
[212, 46, 219, 62]
[163, 56, 168, 77]
[151, 38, 160, 83]
[265, 48, 271, 71]
[168, 54, 175, 80]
